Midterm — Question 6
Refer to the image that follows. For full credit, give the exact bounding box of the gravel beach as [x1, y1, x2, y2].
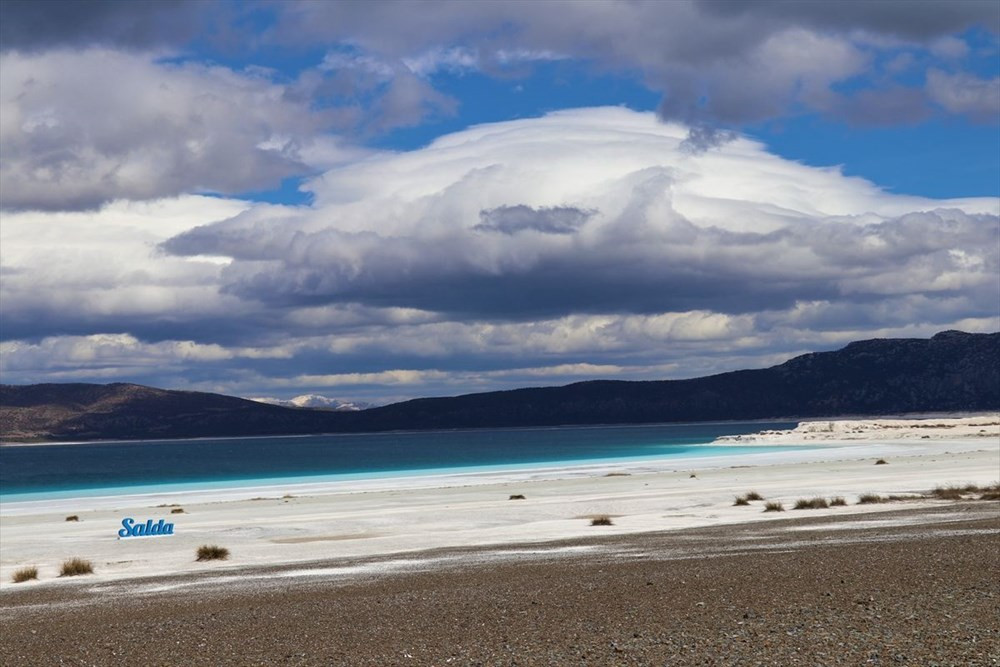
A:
[2, 503, 998, 666]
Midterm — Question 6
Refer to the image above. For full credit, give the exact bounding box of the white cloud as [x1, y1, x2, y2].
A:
[271, 0, 999, 127]
[0, 196, 254, 340]
[164, 108, 998, 325]
[0, 49, 334, 210]
[926, 68, 1000, 120]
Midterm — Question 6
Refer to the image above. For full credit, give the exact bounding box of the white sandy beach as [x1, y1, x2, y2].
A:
[1, 415, 997, 590]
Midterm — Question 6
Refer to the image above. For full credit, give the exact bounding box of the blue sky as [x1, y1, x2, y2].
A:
[1, 1, 998, 404]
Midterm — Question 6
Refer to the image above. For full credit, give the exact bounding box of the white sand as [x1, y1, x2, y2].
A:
[714, 414, 1000, 443]
[1, 415, 998, 590]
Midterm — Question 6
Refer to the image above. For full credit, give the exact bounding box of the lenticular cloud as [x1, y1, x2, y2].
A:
[164, 107, 997, 324]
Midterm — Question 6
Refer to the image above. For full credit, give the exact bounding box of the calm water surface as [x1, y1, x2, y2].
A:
[0, 421, 797, 498]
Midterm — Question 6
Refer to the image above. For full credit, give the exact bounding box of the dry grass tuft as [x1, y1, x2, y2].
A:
[931, 485, 973, 500]
[830, 496, 847, 506]
[858, 493, 923, 504]
[733, 496, 750, 506]
[793, 497, 830, 510]
[59, 558, 93, 577]
[196, 545, 230, 561]
[927, 483, 1000, 501]
[64, 515, 79, 522]
[763, 501, 784, 512]
[508, 494, 526, 500]
[744, 491, 764, 501]
[590, 515, 614, 526]
[875, 459, 888, 465]
[12, 566, 38, 583]
[170, 507, 185, 514]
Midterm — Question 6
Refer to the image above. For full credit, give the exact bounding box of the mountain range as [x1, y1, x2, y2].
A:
[1, 330, 997, 442]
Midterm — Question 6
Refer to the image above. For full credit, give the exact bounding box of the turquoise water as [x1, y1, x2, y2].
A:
[0, 421, 796, 501]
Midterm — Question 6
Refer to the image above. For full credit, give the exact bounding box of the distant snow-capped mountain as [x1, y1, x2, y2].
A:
[247, 394, 374, 411]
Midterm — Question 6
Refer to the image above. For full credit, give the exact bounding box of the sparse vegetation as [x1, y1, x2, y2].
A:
[931, 485, 975, 500]
[65, 515, 79, 522]
[980, 485, 1000, 501]
[590, 515, 614, 526]
[733, 496, 750, 506]
[830, 496, 847, 506]
[170, 507, 185, 514]
[59, 558, 93, 576]
[282, 494, 295, 499]
[509, 494, 526, 500]
[744, 491, 764, 501]
[858, 493, 923, 504]
[11, 566, 38, 583]
[793, 497, 830, 510]
[689, 474, 697, 479]
[763, 502, 784, 512]
[604, 472, 631, 477]
[875, 459, 888, 465]
[196, 545, 230, 561]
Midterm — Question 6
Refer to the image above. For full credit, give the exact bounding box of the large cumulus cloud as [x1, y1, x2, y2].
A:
[162, 108, 999, 323]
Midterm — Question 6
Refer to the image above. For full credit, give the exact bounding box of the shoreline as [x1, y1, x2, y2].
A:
[1, 415, 997, 589]
[1, 418, 798, 447]
[0, 442, 832, 508]
[3, 410, 995, 447]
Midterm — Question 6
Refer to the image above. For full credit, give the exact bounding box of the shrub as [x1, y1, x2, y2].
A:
[875, 459, 888, 465]
[733, 496, 750, 506]
[830, 496, 847, 506]
[509, 494, 526, 500]
[763, 502, 784, 512]
[12, 566, 38, 583]
[931, 486, 968, 500]
[858, 493, 885, 504]
[980, 486, 1000, 501]
[590, 515, 614, 526]
[196, 545, 229, 561]
[744, 491, 764, 501]
[59, 558, 94, 576]
[65, 515, 79, 522]
[793, 497, 829, 510]
[170, 507, 185, 514]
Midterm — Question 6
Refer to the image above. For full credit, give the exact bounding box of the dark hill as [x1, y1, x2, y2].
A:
[354, 330, 999, 429]
[0, 383, 339, 442]
[1, 330, 997, 442]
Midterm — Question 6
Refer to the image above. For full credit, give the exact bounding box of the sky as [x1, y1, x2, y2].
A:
[0, 0, 998, 405]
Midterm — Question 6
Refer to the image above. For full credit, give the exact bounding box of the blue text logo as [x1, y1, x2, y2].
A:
[118, 517, 175, 538]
